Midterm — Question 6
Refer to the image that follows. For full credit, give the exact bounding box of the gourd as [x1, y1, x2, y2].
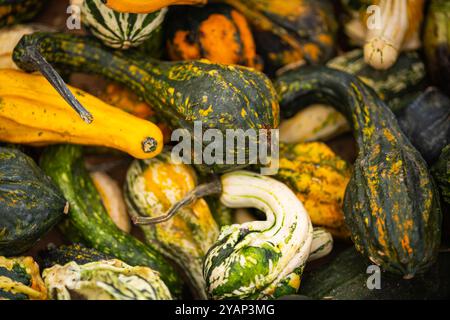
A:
[397, 88, 450, 165]
[81, 0, 167, 49]
[38, 244, 111, 271]
[39, 144, 183, 297]
[342, 0, 425, 70]
[103, 0, 207, 14]
[91, 171, 131, 233]
[167, 4, 261, 70]
[0, 0, 45, 28]
[0, 24, 52, 69]
[0, 256, 47, 300]
[0, 147, 67, 256]
[432, 145, 450, 206]
[279, 49, 426, 144]
[276, 142, 352, 239]
[276, 66, 442, 278]
[0, 69, 163, 160]
[203, 171, 313, 299]
[221, 0, 337, 75]
[43, 259, 172, 300]
[424, 0, 450, 94]
[13, 32, 279, 174]
[300, 248, 450, 300]
[124, 151, 219, 299]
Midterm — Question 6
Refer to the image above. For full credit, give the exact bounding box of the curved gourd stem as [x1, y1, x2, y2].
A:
[132, 177, 222, 225]
[16, 46, 93, 124]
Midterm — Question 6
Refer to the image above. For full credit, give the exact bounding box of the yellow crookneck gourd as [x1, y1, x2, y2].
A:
[124, 152, 219, 299]
[104, 0, 207, 13]
[344, 0, 425, 70]
[0, 69, 163, 159]
[276, 142, 352, 239]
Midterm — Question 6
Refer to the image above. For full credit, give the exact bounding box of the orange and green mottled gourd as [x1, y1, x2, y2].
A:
[0, 0, 46, 28]
[167, 4, 262, 70]
[276, 142, 352, 239]
[104, 0, 207, 13]
[125, 152, 219, 299]
[0, 256, 47, 300]
[221, 0, 337, 74]
[13, 32, 279, 174]
[0, 69, 163, 159]
[276, 66, 442, 278]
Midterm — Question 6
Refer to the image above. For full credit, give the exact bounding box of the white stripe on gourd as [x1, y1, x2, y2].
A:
[81, 0, 167, 49]
[204, 171, 314, 299]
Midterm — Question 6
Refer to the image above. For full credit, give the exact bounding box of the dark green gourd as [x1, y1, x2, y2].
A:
[275, 66, 442, 278]
[0, 0, 46, 28]
[432, 145, 450, 206]
[0, 147, 66, 256]
[13, 32, 279, 174]
[39, 144, 183, 297]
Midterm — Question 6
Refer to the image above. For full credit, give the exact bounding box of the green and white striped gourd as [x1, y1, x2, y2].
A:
[43, 259, 172, 300]
[203, 171, 314, 300]
[308, 228, 333, 262]
[81, 0, 167, 49]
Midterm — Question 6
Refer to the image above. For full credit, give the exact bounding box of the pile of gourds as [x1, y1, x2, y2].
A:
[0, 0, 449, 300]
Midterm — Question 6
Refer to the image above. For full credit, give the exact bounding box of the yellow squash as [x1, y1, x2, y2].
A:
[276, 142, 352, 239]
[0, 69, 163, 159]
[104, 0, 207, 13]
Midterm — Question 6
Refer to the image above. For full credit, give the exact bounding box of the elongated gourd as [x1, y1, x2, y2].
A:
[43, 259, 172, 300]
[0, 69, 163, 159]
[0, 256, 47, 300]
[221, 0, 337, 74]
[104, 0, 207, 13]
[203, 171, 313, 299]
[124, 152, 219, 299]
[39, 145, 183, 297]
[276, 66, 442, 278]
[276, 142, 352, 239]
[342, 0, 425, 70]
[13, 32, 279, 174]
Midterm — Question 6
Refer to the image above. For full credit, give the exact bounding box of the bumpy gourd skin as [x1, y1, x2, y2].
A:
[276, 66, 442, 278]
[204, 171, 313, 299]
[39, 145, 183, 297]
[13, 32, 279, 174]
[0, 147, 66, 256]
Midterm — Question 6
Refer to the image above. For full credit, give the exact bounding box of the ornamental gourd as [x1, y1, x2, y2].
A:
[103, 0, 207, 14]
[0, 147, 67, 256]
[424, 0, 450, 94]
[43, 259, 172, 300]
[13, 32, 279, 174]
[39, 144, 183, 297]
[221, 0, 337, 74]
[81, 0, 167, 49]
[0, 69, 163, 159]
[0, 256, 47, 300]
[276, 142, 352, 239]
[124, 152, 219, 299]
[0, 0, 46, 27]
[167, 4, 261, 70]
[342, 0, 425, 70]
[432, 145, 450, 206]
[279, 49, 426, 144]
[276, 66, 442, 278]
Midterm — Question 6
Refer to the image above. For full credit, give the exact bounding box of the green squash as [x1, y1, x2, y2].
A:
[39, 144, 183, 297]
[432, 145, 450, 206]
[124, 151, 219, 299]
[0, 147, 67, 256]
[301, 248, 450, 300]
[0, 256, 47, 300]
[81, 0, 167, 50]
[43, 259, 172, 300]
[0, 0, 45, 28]
[13, 32, 279, 174]
[275, 66, 442, 278]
